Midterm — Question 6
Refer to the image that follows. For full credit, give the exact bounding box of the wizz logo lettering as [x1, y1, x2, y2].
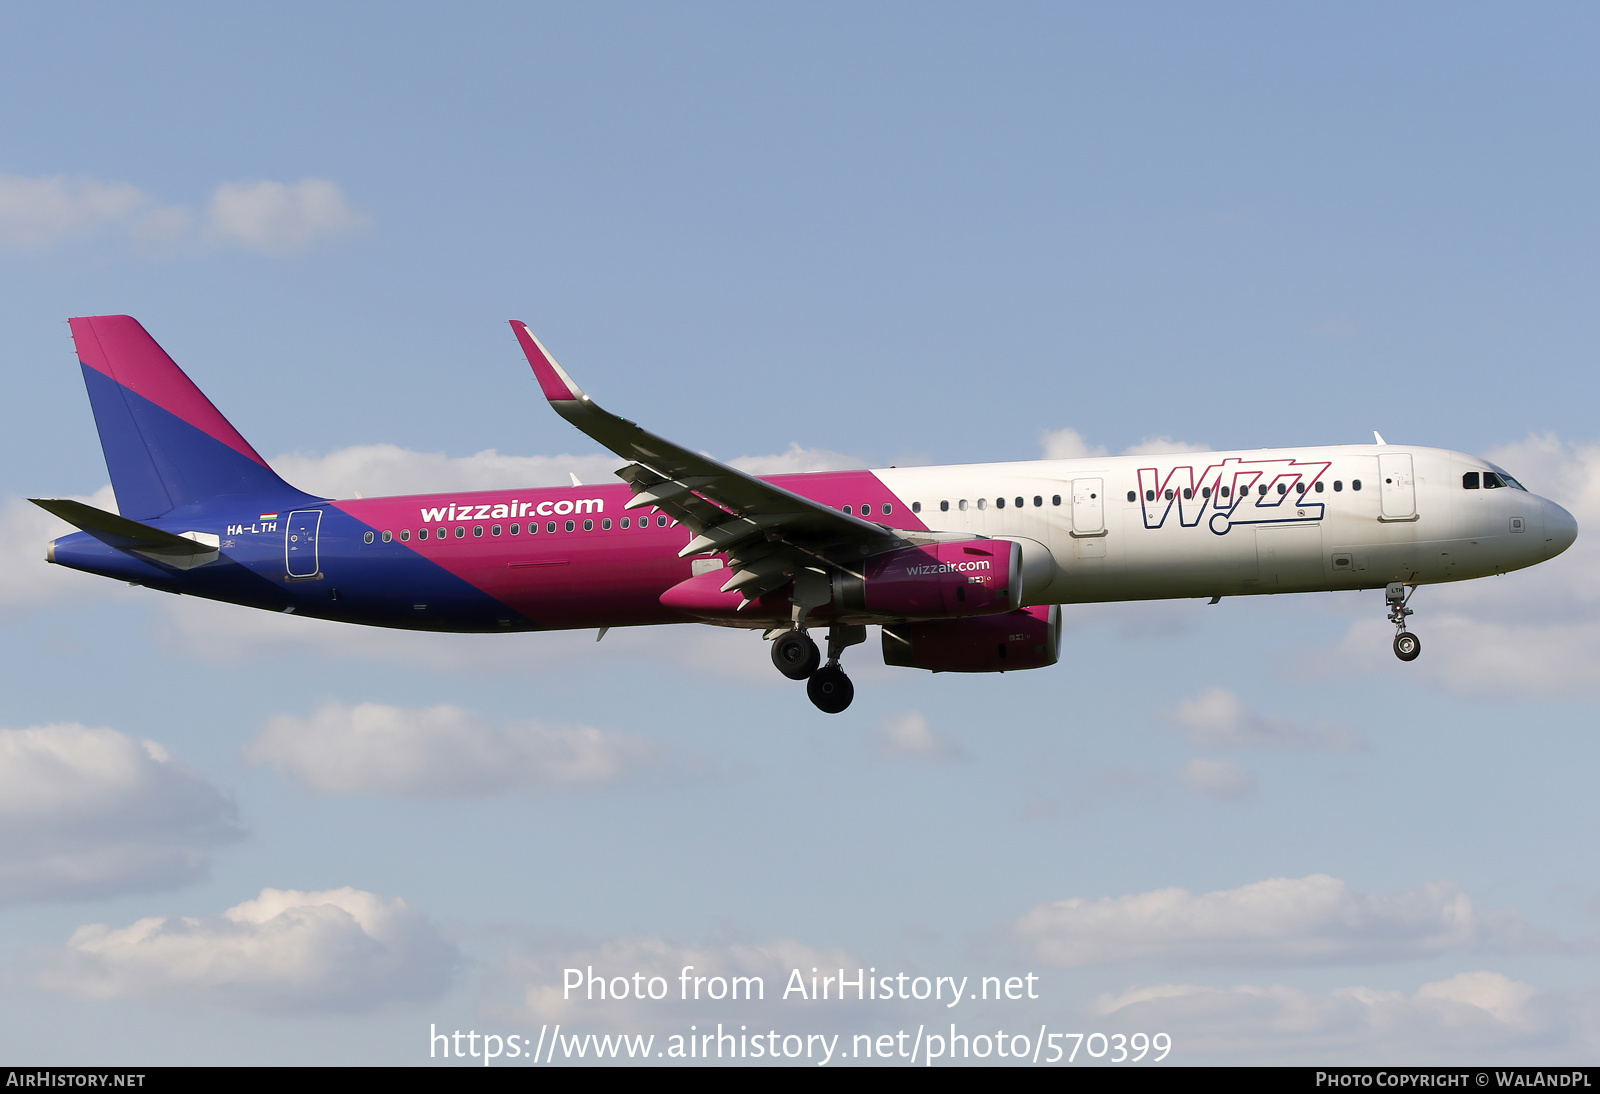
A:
[416, 497, 604, 523]
[1137, 457, 1330, 535]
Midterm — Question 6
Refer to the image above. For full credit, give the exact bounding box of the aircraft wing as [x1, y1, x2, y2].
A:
[510, 321, 900, 597]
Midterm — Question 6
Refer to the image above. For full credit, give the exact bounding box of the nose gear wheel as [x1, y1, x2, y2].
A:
[1386, 582, 1421, 662]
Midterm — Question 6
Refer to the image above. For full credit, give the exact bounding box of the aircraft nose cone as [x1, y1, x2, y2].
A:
[1545, 499, 1578, 558]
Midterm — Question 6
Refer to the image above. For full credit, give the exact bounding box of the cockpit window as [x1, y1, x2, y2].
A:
[1483, 472, 1506, 489]
[1462, 471, 1480, 490]
[1485, 464, 1528, 491]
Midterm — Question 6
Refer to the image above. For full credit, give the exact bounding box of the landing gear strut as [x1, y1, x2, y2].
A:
[1387, 582, 1421, 662]
[805, 624, 866, 714]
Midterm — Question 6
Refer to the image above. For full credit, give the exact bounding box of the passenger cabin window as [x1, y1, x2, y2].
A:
[1463, 472, 1481, 490]
[1352, 479, 1362, 491]
[1034, 496, 1043, 507]
[1051, 495, 1061, 506]
[400, 529, 410, 541]
[1014, 497, 1024, 508]
[363, 531, 374, 544]
[940, 501, 949, 512]
[959, 500, 968, 511]
[912, 501, 922, 513]
[977, 498, 987, 510]
[1127, 491, 1136, 502]
[1333, 481, 1343, 492]
[419, 529, 428, 540]
[995, 497, 1004, 509]
[1314, 482, 1324, 493]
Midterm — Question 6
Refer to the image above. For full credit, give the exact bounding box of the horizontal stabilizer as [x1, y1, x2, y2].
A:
[33, 498, 220, 568]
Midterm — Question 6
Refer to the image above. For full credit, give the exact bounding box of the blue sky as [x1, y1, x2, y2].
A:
[1, 2, 1597, 1066]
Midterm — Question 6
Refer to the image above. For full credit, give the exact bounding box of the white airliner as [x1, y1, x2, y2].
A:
[41, 316, 1580, 714]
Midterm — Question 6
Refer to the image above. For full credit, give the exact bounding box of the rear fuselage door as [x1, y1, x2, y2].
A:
[1071, 478, 1105, 535]
[1377, 453, 1416, 520]
[286, 509, 322, 578]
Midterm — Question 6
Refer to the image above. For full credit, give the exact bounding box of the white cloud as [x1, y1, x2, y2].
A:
[0, 487, 123, 618]
[245, 701, 660, 796]
[726, 442, 862, 475]
[0, 174, 153, 248]
[267, 444, 623, 500]
[1122, 436, 1213, 456]
[266, 441, 861, 504]
[203, 179, 371, 253]
[1041, 428, 1108, 461]
[1089, 972, 1600, 1063]
[1180, 757, 1256, 799]
[878, 711, 963, 759]
[1015, 874, 1532, 967]
[0, 724, 239, 903]
[1039, 428, 1211, 460]
[0, 172, 368, 255]
[1170, 687, 1360, 750]
[40, 887, 455, 1013]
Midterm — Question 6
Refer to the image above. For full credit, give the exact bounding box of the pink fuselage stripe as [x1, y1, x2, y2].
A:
[70, 315, 273, 470]
[331, 471, 927, 629]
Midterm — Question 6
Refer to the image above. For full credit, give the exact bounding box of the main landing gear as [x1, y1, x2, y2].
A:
[1387, 582, 1421, 662]
[770, 624, 865, 713]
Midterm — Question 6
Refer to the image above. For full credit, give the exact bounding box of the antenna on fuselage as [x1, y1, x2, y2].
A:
[1373, 431, 1387, 445]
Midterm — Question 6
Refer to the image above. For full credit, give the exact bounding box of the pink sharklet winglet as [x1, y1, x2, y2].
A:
[69, 315, 273, 469]
[509, 321, 586, 404]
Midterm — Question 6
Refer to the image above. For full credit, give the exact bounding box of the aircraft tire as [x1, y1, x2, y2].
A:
[1393, 632, 1421, 662]
[807, 665, 854, 714]
[772, 631, 821, 680]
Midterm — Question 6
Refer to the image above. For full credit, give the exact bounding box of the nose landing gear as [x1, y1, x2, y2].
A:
[1387, 582, 1421, 662]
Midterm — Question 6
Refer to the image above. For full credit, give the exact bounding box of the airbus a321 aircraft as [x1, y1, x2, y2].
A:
[36, 316, 1578, 713]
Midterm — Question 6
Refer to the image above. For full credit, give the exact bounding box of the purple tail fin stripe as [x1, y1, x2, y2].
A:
[70, 315, 272, 469]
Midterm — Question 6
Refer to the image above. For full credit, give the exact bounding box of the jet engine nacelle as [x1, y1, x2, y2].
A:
[834, 540, 1022, 619]
[881, 604, 1061, 673]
